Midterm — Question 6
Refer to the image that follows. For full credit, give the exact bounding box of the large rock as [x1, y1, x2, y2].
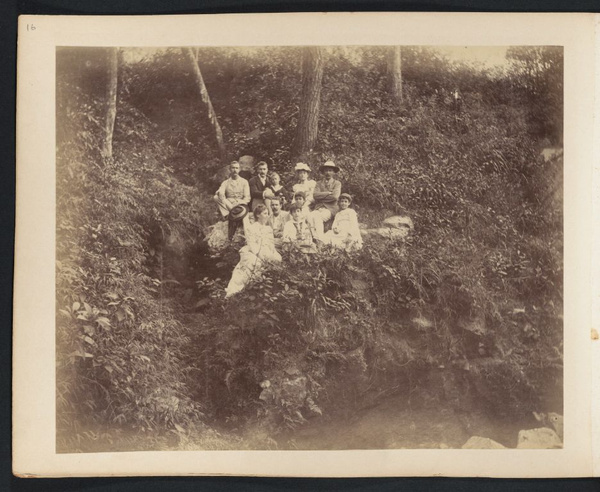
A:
[382, 215, 414, 230]
[516, 427, 562, 449]
[532, 412, 564, 440]
[547, 412, 564, 440]
[361, 215, 414, 241]
[462, 436, 506, 449]
[238, 155, 255, 173]
[206, 221, 229, 252]
[212, 155, 255, 184]
[540, 147, 563, 162]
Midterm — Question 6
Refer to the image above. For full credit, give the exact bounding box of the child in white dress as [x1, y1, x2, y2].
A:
[324, 193, 363, 252]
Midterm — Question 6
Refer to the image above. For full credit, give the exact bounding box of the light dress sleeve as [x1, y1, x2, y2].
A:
[282, 221, 295, 243]
[306, 180, 316, 204]
[244, 222, 262, 255]
[348, 209, 363, 244]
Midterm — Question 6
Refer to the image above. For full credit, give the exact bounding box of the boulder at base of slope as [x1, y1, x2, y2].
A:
[361, 215, 414, 241]
[206, 221, 229, 253]
[516, 427, 562, 449]
[382, 215, 414, 230]
[461, 436, 507, 449]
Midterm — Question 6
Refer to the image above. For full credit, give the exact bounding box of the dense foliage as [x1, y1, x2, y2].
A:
[56, 45, 563, 450]
[56, 50, 212, 450]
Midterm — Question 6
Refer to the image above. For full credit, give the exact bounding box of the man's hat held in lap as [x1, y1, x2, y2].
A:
[229, 204, 249, 221]
[320, 160, 340, 173]
[294, 162, 312, 173]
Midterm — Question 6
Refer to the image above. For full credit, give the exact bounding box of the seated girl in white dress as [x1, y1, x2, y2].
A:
[323, 193, 363, 252]
[225, 205, 282, 298]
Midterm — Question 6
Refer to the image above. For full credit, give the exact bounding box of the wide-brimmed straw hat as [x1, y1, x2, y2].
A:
[229, 204, 249, 221]
[320, 160, 340, 173]
[294, 162, 312, 173]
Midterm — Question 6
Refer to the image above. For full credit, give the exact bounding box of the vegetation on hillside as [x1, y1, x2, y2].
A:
[56, 45, 563, 451]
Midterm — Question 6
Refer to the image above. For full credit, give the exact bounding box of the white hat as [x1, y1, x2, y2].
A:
[294, 162, 312, 172]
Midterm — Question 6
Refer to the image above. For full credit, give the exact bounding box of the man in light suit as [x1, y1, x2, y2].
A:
[214, 160, 250, 218]
[213, 160, 250, 239]
[308, 160, 342, 241]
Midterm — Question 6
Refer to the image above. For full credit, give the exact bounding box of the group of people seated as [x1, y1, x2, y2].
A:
[214, 159, 363, 297]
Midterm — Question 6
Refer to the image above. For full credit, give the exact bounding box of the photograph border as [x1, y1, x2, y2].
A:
[13, 11, 597, 478]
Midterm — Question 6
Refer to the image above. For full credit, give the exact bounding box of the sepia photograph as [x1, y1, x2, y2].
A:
[14, 12, 596, 478]
[55, 43, 564, 453]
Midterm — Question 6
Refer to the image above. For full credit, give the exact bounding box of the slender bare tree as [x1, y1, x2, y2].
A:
[388, 46, 403, 106]
[101, 47, 119, 161]
[183, 47, 227, 162]
[293, 46, 324, 161]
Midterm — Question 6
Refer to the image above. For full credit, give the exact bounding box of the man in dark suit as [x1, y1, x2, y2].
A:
[248, 161, 272, 211]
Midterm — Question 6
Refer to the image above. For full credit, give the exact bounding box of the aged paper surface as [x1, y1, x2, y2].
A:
[592, 14, 600, 479]
[14, 12, 596, 477]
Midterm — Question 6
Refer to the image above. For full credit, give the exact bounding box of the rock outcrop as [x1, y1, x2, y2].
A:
[516, 427, 562, 449]
[361, 215, 414, 240]
[461, 436, 507, 449]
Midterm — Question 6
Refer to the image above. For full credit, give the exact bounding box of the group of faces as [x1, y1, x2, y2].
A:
[230, 160, 283, 188]
[230, 159, 350, 221]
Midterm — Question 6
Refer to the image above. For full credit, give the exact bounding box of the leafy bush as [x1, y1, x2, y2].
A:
[56, 66, 214, 451]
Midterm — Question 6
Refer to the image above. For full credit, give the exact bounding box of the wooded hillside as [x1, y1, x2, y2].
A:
[56, 45, 563, 451]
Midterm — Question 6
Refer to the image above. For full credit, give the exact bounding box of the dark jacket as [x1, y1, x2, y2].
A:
[249, 175, 268, 211]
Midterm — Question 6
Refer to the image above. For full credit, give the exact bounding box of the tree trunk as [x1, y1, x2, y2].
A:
[293, 46, 324, 162]
[388, 46, 403, 106]
[101, 47, 118, 161]
[184, 47, 227, 162]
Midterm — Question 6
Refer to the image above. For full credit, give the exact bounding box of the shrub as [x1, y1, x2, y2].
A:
[56, 68, 212, 451]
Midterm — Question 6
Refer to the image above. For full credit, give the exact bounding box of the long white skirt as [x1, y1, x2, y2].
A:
[323, 231, 363, 252]
[225, 246, 282, 298]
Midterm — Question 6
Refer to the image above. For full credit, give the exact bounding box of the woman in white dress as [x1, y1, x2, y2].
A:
[225, 205, 282, 298]
[324, 193, 363, 252]
[291, 162, 316, 210]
